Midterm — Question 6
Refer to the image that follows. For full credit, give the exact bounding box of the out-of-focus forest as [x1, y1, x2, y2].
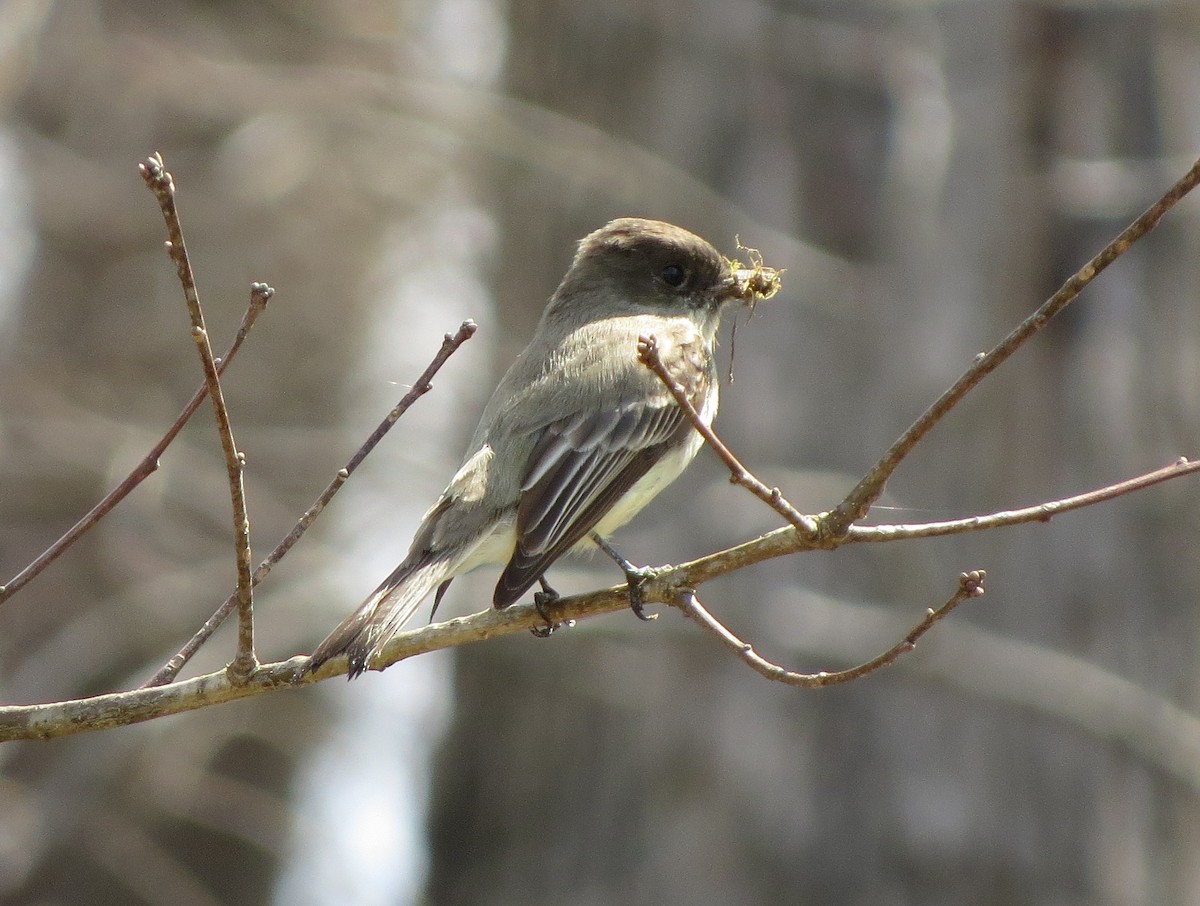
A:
[1, 1, 1199, 904]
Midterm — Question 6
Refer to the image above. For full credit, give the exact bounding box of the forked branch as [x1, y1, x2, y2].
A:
[142, 319, 478, 687]
[140, 152, 257, 679]
[825, 155, 1200, 535]
[1, 155, 1199, 741]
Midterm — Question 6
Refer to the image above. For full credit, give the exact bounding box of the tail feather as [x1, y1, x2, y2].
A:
[309, 555, 452, 678]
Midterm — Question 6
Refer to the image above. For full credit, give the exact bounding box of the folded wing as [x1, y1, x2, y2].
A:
[492, 395, 689, 608]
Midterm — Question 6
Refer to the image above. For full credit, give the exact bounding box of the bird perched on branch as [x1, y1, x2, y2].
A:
[309, 218, 780, 678]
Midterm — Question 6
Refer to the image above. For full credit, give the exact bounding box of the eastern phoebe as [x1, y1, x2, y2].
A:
[310, 218, 778, 677]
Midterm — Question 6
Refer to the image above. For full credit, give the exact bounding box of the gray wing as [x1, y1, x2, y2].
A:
[491, 397, 690, 607]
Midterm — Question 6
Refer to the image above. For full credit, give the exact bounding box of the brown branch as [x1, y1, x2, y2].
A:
[640, 330, 1200, 550]
[140, 152, 257, 680]
[638, 157, 1200, 546]
[5, 161, 1199, 741]
[1, 453, 1195, 740]
[141, 319, 478, 687]
[0, 568, 985, 742]
[843, 457, 1200, 542]
[669, 456, 1200, 592]
[824, 154, 1200, 536]
[0, 283, 272, 606]
[676, 571, 985, 686]
[0, 590, 631, 741]
[637, 334, 819, 537]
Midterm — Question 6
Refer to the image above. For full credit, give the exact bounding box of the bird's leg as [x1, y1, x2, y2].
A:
[591, 533, 659, 622]
[530, 576, 565, 638]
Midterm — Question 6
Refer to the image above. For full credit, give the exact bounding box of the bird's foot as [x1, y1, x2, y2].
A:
[530, 577, 574, 637]
[591, 533, 659, 622]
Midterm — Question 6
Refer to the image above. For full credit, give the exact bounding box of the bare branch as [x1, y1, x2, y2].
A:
[825, 155, 1200, 536]
[843, 457, 1200, 542]
[3, 451, 1196, 740]
[637, 333, 819, 537]
[0, 569, 984, 741]
[0, 588, 629, 741]
[676, 571, 985, 686]
[140, 152, 257, 679]
[141, 319, 478, 687]
[669, 456, 1200, 591]
[638, 157, 1200, 552]
[6, 159, 1199, 742]
[0, 283, 271, 606]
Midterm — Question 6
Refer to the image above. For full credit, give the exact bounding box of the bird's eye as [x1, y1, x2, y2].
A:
[660, 264, 687, 288]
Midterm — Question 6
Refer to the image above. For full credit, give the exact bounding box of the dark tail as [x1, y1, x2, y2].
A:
[308, 555, 452, 679]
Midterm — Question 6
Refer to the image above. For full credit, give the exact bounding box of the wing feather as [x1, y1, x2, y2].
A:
[492, 398, 689, 607]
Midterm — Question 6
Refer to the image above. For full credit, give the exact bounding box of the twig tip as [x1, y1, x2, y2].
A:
[636, 333, 660, 364]
[250, 282, 275, 304]
[958, 569, 987, 597]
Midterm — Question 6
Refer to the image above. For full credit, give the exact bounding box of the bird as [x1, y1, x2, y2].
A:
[308, 217, 779, 678]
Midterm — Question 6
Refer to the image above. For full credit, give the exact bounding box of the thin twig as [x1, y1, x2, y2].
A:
[637, 334, 819, 536]
[0, 283, 272, 606]
[843, 457, 1200, 542]
[140, 152, 257, 680]
[638, 355, 1200, 551]
[141, 319, 478, 687]
[671, 457, 1200, 590]
[676, 571, 985, 686]
[825, 155, 1200, 536]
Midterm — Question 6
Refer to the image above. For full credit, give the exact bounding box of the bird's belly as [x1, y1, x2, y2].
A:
[454, 517, 518, 575]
